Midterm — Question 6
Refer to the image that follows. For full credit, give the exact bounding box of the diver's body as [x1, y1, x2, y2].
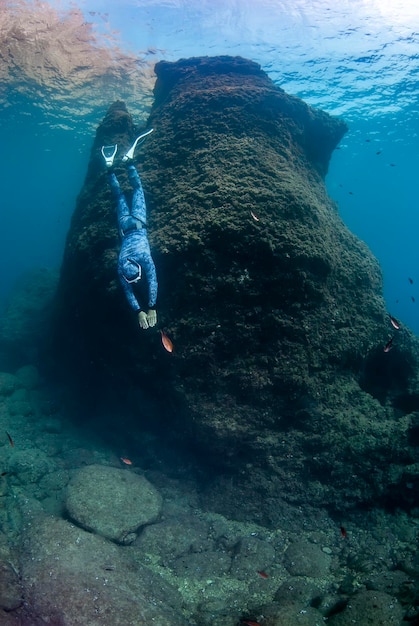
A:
[102, 130, 157, 330]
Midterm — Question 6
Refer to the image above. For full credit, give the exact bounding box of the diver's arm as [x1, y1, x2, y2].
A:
[144, 256, 158, 310]
[143, 255, 158, 327]
[118, 266, 141, 313]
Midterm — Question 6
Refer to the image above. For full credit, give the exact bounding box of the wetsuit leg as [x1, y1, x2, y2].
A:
[127, 165, 147, 225]
[109, 172, 130, 230]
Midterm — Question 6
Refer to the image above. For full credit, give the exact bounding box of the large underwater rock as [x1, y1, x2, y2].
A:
[53, 56, 419, 515]
[20, 515, 187, 625]
[66, 464, 162, 544]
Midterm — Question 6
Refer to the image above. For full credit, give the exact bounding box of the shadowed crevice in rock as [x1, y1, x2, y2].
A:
[52, 56, 419, 513]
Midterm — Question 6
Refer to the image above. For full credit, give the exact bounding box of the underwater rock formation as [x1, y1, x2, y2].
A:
[20, 516, 187, 625]
[54, 56, 419, 515]
[66, 464, 162, 544]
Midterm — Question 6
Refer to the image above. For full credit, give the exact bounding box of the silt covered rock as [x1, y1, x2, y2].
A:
[20, 515, 187, 625]
[66, 464, 162, 543]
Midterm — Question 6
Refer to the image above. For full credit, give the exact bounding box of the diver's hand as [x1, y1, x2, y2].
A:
[138, 311, 149, 329]
[147, 309, 157, 328]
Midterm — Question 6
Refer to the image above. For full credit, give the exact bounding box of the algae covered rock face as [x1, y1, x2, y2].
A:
[54, 55, 419, 514]
[66, 464, 162, 543]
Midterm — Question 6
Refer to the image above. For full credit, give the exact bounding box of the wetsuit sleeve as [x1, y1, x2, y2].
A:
[143, 254, 158, 308]
[118, 266, 141, 312]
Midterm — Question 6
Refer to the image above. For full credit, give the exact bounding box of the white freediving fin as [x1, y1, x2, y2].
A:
[101, 144, 118, 168]
[122, 128, 154, 162]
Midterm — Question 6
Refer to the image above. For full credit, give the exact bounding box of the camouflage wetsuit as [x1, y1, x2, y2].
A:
[108, 165, 158, 313]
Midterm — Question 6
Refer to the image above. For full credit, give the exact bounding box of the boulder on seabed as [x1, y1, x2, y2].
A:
[20, 515, 187, 626]
[65, 464, 162, 543]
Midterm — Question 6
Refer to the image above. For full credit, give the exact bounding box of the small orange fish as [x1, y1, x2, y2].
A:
[6, 432, 14, 448]
[389, 315, 400, 330]
[160, 330, 174, 353]
[241, 621, 261, 626]
[120, 457, 132, 465]
[384, 337, 394, 353]
[257, 570, 269, 579]
[340, 525, 347, 539]
[250, 210, 259, 222]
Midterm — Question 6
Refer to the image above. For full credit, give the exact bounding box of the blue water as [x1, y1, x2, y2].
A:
[1, 0, 418, 331]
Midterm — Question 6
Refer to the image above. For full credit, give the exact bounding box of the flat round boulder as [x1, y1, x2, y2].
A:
[66, 464, 162, 543]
